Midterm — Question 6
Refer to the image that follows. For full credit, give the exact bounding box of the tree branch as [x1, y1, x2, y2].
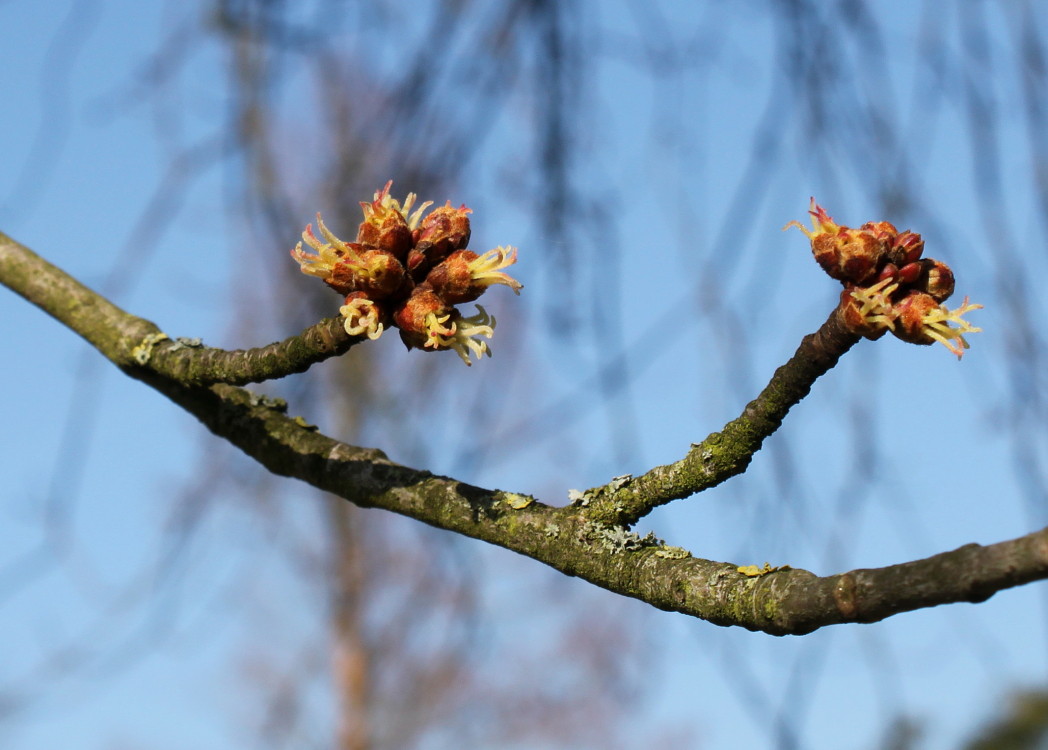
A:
[0, 232, 361, 384]
[115, 375, 1048, 636]
[145, 316, 363, 385]
[582, 306, 860, 526]
[4, 230, 1044, 635]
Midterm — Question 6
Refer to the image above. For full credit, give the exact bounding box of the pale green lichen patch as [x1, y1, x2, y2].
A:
[578, 520, 664, 555]
[292, 415, 318, 430]
[500, 492, 534, 509]
[567, 488, 592, 506]
[131, 332, 170, 365]
[247, 392, 289, 412]
[737, 562, 792, 577]
[597, 525, 645, 553]
[654, 545, 691, 559]
[169, 336, 204, 351]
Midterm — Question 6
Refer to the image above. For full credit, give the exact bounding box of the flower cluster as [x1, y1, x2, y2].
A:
[786, 199, 982, 358]
[291, 181, 522, 365]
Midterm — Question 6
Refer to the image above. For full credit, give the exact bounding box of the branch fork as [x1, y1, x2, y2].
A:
[0, 198, 1018, 636]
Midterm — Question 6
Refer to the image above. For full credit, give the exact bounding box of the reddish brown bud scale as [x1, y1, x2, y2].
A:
[860, 220, 898, 241]
[410, 202, 472, 277]
[896, 261, 922, 285]
[357, 214, 413, 259]
[326, 267, 359, 296]
[425, 250, 483, 304]
[916, 259, 955, 302]
[878, 263, 899, 283]
[812, 230, 885, 285]
[355, 248, 409, 299]
[405, 247, 428, 276]
[392, 286, 449, 349]
[838, 288, 889, 340]
[890, 230, 925, 266]
[890, 291, 940, 345]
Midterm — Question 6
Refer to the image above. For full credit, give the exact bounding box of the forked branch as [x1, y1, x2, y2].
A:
[0, 225, 1029, 635]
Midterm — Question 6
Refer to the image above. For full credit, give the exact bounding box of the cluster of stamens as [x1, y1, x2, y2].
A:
[785, 199, 982, 358]
[291, 181, 522, 365]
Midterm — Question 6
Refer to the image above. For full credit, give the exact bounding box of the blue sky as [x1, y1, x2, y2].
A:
[2, 1, 1046, 748]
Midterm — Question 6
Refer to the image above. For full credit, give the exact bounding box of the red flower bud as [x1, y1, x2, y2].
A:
[353, 248, 410, 299]
[817, 230, 887, 285]
[915, 259, 955, 303]
[295, 216, 409, 299]
[785, 200, 892, 285]
[357, 211, 412, 259]
[323, 241, 369, 295]
[839, 279, 898, 340]
[839, 289, 890, 340]
[357, 181, 429, 260]
[896, 261, 923, 285]
[393, 286, 450, 350]
[877, 263, 899, 283]
[408, 202, 472, 276]
[424, 251, 478, 304]
[424, 247, 522, 305]
[391, 286, 496, 364]
[892, 291, 941, 345]
[891, 290, 981, 357]
[889, 230, 924, 266]
[340, 292, 388, 340]
[291, 217, 374, 296]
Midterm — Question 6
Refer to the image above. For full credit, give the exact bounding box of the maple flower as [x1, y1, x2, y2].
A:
[892, 293, 983, 359]
[785, 198, 895, 285]
[393, 286, 449, 348]
[290, 215, 367, 293]
[423, 306, 496, 366]
[292, 181, 520, 365]
[422, 311, 458, 348]
[424, 246, 522, 304]
[785, 199, 840, 237]
[407, 202, 473, 273]
[467, 246, 522, 292]
[291, 214, 408, 298]
[357, 180, 432, 259]
[788, 198, 983, 358]
[841, 278, 899, 339]
[340, 295, 385, 340]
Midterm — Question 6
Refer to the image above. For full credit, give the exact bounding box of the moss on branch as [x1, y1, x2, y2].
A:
[583, 306, 861, 526]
